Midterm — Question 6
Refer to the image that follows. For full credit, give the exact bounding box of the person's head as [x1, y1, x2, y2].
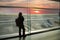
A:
[18, 12, 22, 17]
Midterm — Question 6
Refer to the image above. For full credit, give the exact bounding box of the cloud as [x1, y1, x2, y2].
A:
[12, 0, 24, 3]
[0, 0, 59, 9]
[0, 0, 14, 2]
[51, 0, 60, 2]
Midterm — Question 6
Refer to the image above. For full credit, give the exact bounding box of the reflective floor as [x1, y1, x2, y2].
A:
[5, 30, 60, 40]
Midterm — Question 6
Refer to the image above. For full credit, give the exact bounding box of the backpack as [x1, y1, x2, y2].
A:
[15, 18, 19, 26]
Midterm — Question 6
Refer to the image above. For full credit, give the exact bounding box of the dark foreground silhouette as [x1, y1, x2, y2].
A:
[15, 12, 26, 40]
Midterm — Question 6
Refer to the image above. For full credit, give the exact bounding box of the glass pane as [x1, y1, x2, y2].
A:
[0, 7, 59, 35]
[0, 0, 60, 40]
[0, 8, 31, 35]
[30, 8, 59, 31]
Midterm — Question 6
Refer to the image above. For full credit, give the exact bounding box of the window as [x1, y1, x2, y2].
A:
[0, 0, 60, 40]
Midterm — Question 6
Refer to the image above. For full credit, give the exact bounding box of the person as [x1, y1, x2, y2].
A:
[15, 12, 25, 38]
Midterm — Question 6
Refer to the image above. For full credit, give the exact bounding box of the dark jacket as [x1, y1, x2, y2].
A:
[15, 16, 24, 27]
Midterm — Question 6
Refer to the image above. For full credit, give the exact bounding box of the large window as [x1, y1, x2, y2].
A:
[0, 0, 60, 40]
[0, 7, 59, 35]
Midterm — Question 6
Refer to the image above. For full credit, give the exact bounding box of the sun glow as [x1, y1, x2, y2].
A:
[34, 10, 39, 13]
[31, 8, 45, 14]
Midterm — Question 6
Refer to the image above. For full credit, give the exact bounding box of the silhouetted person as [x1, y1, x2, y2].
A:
[15, 12, 25, 38]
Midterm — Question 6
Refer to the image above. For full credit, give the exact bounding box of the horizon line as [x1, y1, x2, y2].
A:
[0, 6, 60, 10]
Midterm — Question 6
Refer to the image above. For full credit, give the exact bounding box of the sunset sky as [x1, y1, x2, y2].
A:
[0, 0, 59, 8]
[0, 0, 59, 14]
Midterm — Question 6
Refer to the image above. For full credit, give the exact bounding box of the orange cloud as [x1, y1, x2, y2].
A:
[0, 0, 60, 9]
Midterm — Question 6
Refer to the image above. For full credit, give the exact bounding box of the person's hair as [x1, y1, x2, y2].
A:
[19, 12, 22, 17]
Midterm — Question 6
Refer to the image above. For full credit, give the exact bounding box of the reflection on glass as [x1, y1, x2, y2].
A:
[0, 8, 59, 35]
